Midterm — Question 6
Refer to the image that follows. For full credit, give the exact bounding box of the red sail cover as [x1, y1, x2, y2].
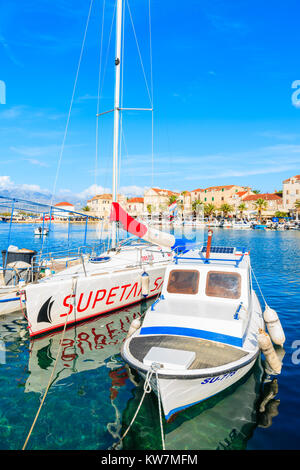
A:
[110, 202, 148, 238]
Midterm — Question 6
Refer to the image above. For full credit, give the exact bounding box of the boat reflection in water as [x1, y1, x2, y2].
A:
[121, 354, 284, 450]
[25, 298, 153, 394]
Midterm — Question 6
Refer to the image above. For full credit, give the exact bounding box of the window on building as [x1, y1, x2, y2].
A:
[206, 271, 241, 299]
[167, 270, 200, 295]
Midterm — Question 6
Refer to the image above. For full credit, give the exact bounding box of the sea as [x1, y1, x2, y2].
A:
[0, 221, 299, 451]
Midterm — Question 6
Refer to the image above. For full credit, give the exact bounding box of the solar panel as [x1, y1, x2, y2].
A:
[201, 246, 235, 254]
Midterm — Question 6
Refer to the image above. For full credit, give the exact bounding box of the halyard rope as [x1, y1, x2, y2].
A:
[22, 277, 78, 450]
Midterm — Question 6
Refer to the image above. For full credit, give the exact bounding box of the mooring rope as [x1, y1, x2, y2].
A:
[22, 277, 78, 450]
[111, 362, 165, 450]
[250, 264, 268, 308]
[155, 368, 165, 450]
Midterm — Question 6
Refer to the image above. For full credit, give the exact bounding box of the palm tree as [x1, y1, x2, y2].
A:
[254, 198, 267, 221]
[238, 202, 247, 218]
[252, 189, 261, 194]
[220, 203, 233, 218]
[204, 203, 216, 219]
[168, 194, 178, 205]
[81, 205, 90, 212]
[146, 204, 152, 214]
[295, 199, 300, 220]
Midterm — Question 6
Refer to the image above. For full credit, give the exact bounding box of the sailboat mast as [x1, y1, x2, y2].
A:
[111, 0, 123, 247]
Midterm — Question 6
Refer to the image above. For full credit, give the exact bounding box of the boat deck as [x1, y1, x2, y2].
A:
[129, 334, 247, 370]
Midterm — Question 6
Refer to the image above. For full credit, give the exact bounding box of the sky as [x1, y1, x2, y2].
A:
[0, 0, 300, 204]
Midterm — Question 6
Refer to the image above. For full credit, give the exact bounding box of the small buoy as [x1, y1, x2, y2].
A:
[263, 306, 285, 347]
[258, 329, 282, 374]
[140, 271, 150, 298]
[126, 318, 141, 339]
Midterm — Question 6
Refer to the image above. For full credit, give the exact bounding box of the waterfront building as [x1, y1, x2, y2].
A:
[143, 188, 179, 214]
[127, 197, 144, 217]
[53, 201, 75, 219]
[87, 194, 127, 218]
[282, 174, 300, 214]
[242, 193, 283, 217]
[191, 185, 251, 207]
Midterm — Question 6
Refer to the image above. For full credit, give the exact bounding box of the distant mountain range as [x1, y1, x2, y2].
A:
[0, 187, 85, 209]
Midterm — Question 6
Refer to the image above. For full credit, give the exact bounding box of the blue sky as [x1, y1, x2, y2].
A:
[0, 0, 300, 204]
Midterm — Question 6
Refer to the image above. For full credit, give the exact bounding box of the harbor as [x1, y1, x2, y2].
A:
[0, 0, 300, 456]
[0, 223, 299, 450]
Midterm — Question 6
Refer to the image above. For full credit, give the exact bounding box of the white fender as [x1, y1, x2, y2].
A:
[140, 271, 150, 297]
[258, 329, 282, 374]
[263, 306, 285, 347]
[126, 318, 141, 339]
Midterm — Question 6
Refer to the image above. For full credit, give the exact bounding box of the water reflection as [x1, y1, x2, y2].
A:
[121, 356, 283, 450]
[25, 298, 152, 394]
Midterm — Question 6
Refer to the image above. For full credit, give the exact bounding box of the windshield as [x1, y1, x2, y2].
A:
[206, 271, 241, 299]
[167, 269, 200, 295]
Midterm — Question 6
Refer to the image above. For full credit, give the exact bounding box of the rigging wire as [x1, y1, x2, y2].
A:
[148, 0, 154, 187]
[50, 0, 95, 207]
[95, 0, 106, 187]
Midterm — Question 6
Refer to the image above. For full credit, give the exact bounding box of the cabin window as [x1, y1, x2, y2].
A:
[206, 271, 241, 299]
[167, 269, 200, 295]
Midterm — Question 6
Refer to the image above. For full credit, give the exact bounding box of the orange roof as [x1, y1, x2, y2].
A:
[128, 197, 144, 203]
[243, 193, 282, 202]
[89, 193, 112, 200]
[236, 191, 248, 197]
[151, 188, 179, 196]
[192, 188, 204, 192]
[54, 202, 74, 207]
[283, 174, 300, 183]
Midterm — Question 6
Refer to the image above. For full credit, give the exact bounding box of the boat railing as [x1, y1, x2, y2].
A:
[173, 245, 247, 267]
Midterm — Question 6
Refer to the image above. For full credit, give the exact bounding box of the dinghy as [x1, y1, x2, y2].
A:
[122, 231, 271, 420]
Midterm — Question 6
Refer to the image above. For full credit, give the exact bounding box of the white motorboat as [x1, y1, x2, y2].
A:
[34, 227, 49, 236]
[231, 220, 252, 230]
[122, 233, 282, 421]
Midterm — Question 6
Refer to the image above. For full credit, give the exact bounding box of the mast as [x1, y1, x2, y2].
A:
[111, 0, 123, 247]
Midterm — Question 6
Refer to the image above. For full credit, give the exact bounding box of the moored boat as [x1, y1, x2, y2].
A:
[121, 231, 284, 421]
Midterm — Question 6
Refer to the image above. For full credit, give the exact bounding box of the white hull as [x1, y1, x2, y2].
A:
[25, 246, 171, 337]
[147, 356, 257, 420]
[0, 287, 22, 316]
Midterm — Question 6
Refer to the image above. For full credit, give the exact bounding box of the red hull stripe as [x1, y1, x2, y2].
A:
[29, 292, 158, 337]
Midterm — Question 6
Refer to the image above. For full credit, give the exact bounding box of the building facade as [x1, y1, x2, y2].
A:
[242, 193, 283, 217]
[143, 188, 179, 214]
[87, 194, 127, 218]
[282, 174, 300, 212]
[127, 197, 144, 217]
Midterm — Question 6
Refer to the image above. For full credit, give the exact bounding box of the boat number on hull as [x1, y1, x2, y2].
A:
[201, 371, 237, 384]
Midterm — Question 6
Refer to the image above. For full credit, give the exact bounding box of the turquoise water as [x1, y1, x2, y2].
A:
[0, 223, 299, 450]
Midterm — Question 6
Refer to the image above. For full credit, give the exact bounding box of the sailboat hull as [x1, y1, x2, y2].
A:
[25, 260, 167, 337]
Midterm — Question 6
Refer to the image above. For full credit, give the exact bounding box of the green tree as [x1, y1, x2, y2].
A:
[238, 202, 247, 218]
[254, 198, 267, 221]
[81, 205, 90, 212]
[168, 194, 178, 205]
[252, 189, 261, 194]
[295, 200, 300, 220]
[220, 203, 234, 217]
[146, 204, 152, 214]
[204, 203, 216, 219]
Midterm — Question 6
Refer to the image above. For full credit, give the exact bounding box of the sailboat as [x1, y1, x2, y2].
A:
[23, 0, 184, 338]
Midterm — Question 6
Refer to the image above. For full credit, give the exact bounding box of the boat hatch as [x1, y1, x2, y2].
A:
[143, 347, 196, 370]
[167, 269, 199, 295]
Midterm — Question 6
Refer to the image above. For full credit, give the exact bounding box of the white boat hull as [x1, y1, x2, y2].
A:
[0, 287, 22, 316]
[25, 256, 168, 337]
[147, 356, 257, 420]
